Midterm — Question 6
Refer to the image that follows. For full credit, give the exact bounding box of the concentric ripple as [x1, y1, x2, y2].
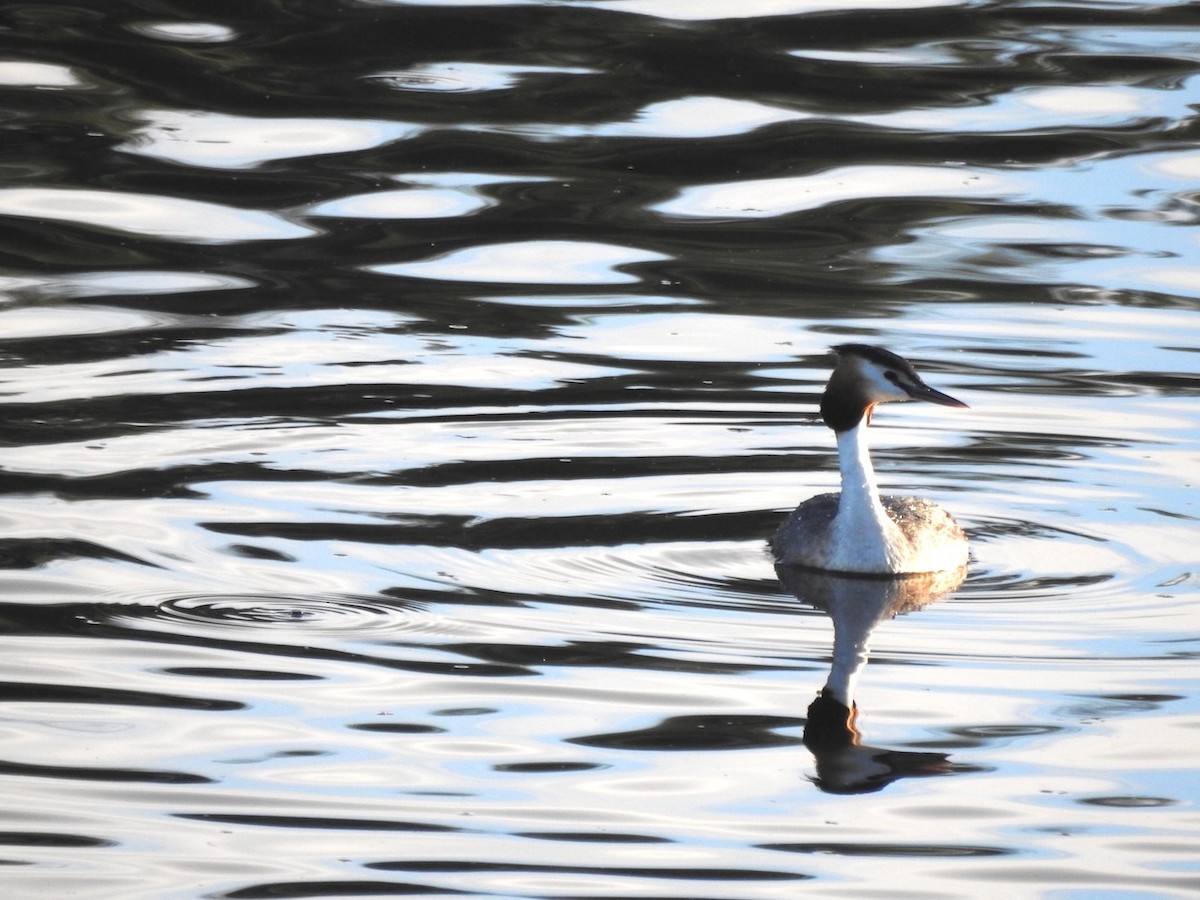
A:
[357, 540, 782, 611]
[164, 594, 400, 630]
[110, 593, 455, 644]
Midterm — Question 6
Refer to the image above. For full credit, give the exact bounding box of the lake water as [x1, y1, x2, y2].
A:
[1, 1, 1198, 897]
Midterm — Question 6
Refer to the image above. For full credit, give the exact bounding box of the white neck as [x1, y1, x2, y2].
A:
[830, 422, 904, 572]
[837, 422, 881, 512]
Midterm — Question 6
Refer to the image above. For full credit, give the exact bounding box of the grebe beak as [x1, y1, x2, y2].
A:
[904, 380, 968, 408]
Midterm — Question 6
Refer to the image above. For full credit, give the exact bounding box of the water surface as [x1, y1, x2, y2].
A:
[1, 1, 1198, 897]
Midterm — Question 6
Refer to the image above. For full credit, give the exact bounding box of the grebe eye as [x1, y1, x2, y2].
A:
[884, 371, 899, 383]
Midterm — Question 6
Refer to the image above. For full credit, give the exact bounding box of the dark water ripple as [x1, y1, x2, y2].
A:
[2, 1, 1200, 897]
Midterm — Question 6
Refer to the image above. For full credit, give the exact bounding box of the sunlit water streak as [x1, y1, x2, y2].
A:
[1, 1, 1199, 898]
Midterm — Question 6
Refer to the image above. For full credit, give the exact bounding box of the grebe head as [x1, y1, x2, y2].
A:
[820, 344, 967, 433]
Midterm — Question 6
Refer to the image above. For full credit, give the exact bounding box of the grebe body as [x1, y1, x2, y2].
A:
[772, 344, 968, 576]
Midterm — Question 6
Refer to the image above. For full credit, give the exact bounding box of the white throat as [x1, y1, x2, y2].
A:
[830, 422, 906, 573]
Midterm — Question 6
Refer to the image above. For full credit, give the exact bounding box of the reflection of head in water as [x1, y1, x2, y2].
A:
[804, 687, 955, 794]
[777, 564, 967, 794]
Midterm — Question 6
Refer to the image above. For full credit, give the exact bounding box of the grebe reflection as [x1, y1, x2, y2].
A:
[778, 564, 973, 794]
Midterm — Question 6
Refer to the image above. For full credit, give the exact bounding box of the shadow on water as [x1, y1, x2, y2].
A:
[777, 564, 980, 794]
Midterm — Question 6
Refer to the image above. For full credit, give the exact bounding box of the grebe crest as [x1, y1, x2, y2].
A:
[772, 344, 969, 576]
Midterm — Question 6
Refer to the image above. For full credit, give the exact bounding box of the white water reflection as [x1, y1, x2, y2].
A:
[0, 187, 315, 243]
[856, 82, 1191, 132]
[656, 164, 1022, 218]
[307, 187, 490, 219]
[468, 81, 1187, 143]
[126, 21, 238, 42]
[0, 307, 633, 405]
[1, 270, 255, 301]
[305, 173, 533, 220]
[119, 110, 422, 169]
[0, 305, 185, 340]
[547, 310, 807, 362]
[585, 0, 962, 20]
[363, 0, 535, 6]
[0, 60, 86, 88]
[477, 96, 810, 140]
[792, 45, 967, 65]
[370, 240, 670, 284]
[867, 149, 1200, 297]
[1147, 152, 1200, 179]
[612, 96, 806, 139]
[372, 61, 595, 92]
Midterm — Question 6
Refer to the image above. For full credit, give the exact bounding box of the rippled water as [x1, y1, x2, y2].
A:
[2, 1, 1199, 897]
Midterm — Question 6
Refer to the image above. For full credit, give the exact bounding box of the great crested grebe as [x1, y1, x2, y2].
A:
[772, 344, 969, 576]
